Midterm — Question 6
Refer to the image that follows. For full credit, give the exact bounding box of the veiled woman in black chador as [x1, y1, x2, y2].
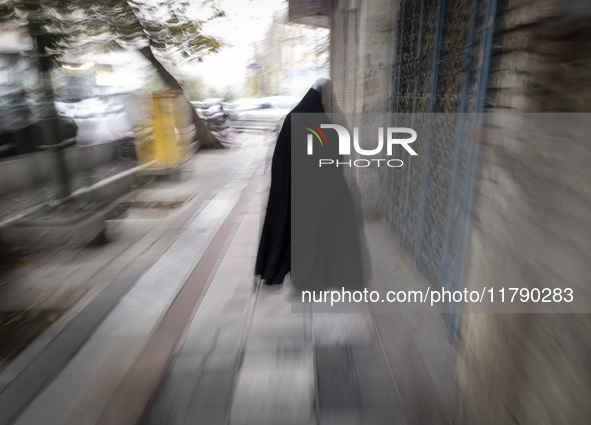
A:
[255, 79, 368, 292]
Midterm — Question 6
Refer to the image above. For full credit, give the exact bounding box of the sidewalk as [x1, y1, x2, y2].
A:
[0, 130, 455, 425]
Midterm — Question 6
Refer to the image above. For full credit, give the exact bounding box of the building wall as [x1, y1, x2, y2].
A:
[457, 1, 591, 424]
[330, 0, 398, 115]
[328, 0, 591, 423]
[330, 0, 399, 218]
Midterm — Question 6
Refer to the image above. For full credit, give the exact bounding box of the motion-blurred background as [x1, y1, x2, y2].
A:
[0, 0, 590, 425]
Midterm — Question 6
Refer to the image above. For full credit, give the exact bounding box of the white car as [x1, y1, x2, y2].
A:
[228, 96, 298, 130]
[54, 96, 133, 144]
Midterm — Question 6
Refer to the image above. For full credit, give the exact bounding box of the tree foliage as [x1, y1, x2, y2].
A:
[0, 0, 224, 64]
[0, 0, 227, 148]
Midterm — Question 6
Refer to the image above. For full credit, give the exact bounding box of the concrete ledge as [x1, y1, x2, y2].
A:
[0, 163, 152, 249]
[0, 210, 106, 249]
[0, 142, 121, 196]
[70, 164, 150, 205]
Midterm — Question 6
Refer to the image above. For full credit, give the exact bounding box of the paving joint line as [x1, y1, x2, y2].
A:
[94, 174, 261, 425]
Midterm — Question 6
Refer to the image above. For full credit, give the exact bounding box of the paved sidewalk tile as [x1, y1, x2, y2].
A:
[4, 134, 270, 425]
[4, 129, 455, 425]
[139, 141, 413, 425]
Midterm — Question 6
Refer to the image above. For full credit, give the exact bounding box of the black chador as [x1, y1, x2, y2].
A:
[255, 82, 366, 291]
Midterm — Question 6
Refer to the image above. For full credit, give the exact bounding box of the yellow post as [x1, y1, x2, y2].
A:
[133, 90, 195, 173]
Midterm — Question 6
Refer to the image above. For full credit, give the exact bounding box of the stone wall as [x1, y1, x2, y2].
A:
[456, 1, 591, 424]
[330, 0, 399, 218]
[326, 0, 591, 422]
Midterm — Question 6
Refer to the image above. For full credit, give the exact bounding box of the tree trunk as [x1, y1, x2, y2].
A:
[35, 34, 71, 199]
[140, 46, 223, 149]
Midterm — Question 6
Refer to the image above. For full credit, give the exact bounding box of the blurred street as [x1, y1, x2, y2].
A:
[2, 0, 590, 424]
[0, 129, 454, 425]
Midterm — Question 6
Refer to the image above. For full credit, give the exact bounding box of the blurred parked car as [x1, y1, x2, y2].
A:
[222, 97, 260, 112]
[191, 98, 228, 132]
[227, 96, 298, 130]
[0, 88, 78, 157]
[54, 95, 133, 144]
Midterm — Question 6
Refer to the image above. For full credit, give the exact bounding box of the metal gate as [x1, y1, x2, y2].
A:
[386, 0, 498, 338]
